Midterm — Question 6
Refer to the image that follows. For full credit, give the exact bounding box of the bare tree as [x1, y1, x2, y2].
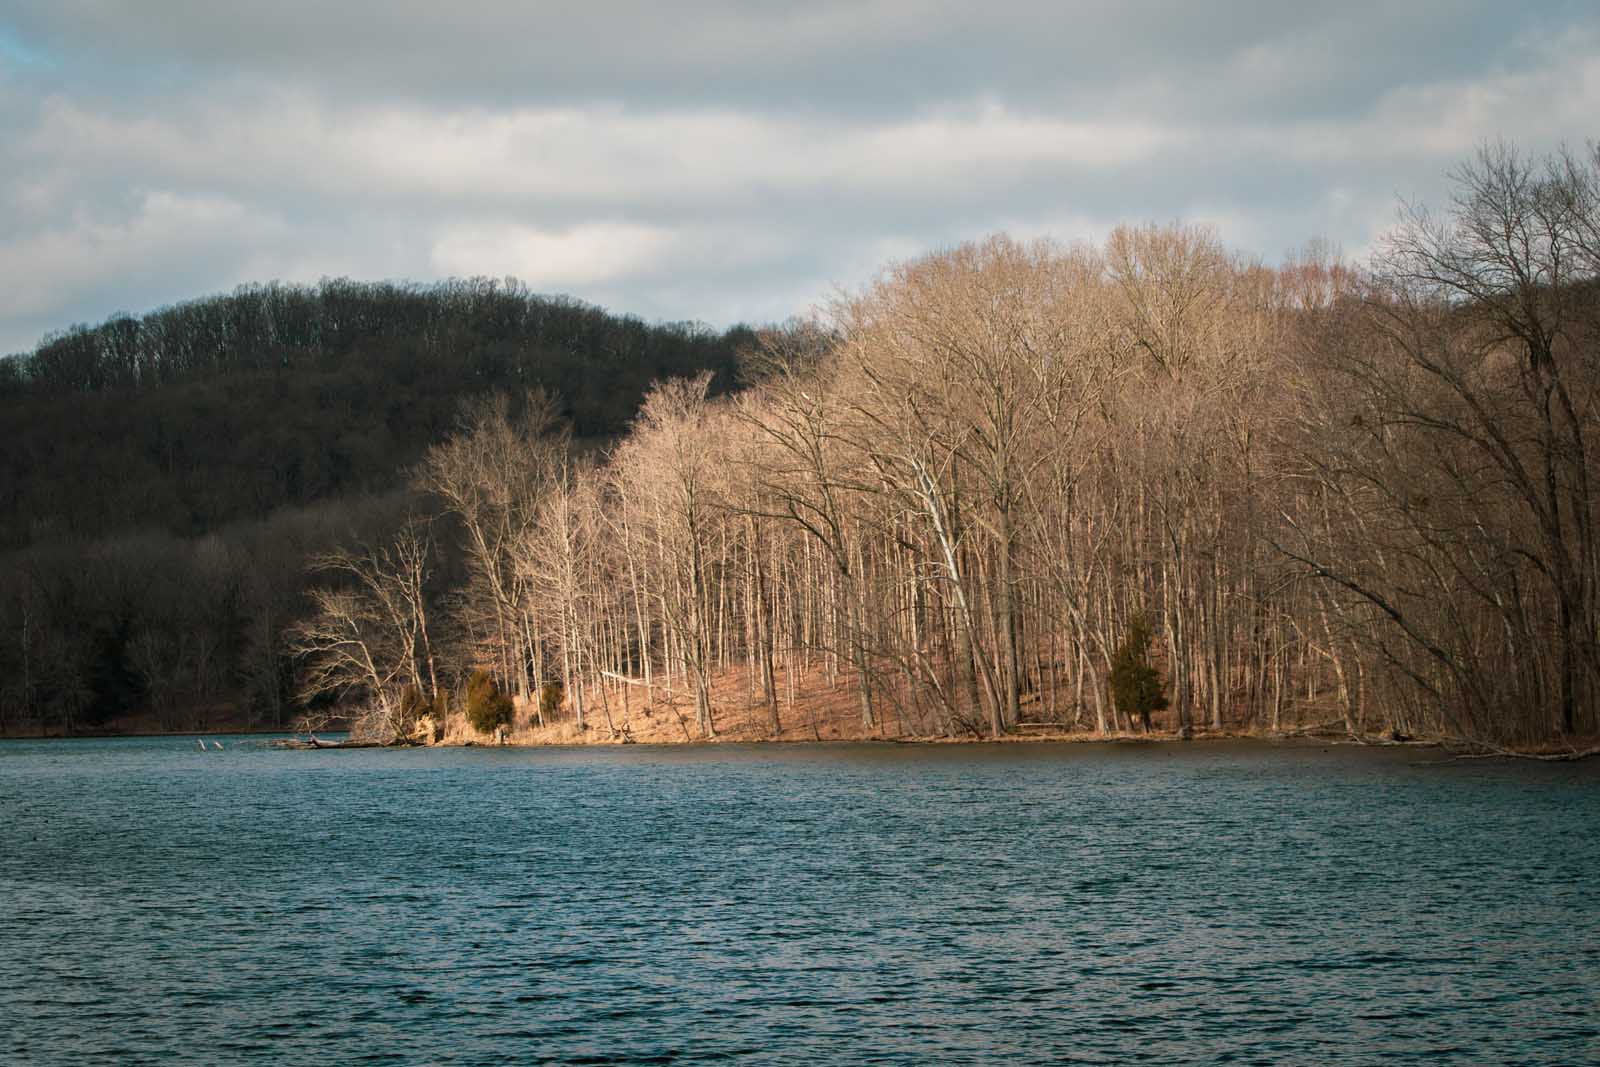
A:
[612, 374, 724, 736]
[837, 236, 1107, 735]
[413, 390, 565, 700]
[1282, 142, 1600, 741]
[285, 521, 439, 743]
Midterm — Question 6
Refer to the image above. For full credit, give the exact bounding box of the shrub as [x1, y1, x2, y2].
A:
[465, 670, 514, 734]
[398, 684, 428, 727]
[1109, 614, 1169, 732]
[539, 680, 564, 720]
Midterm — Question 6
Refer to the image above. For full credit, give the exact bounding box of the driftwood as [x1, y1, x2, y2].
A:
[271, 736, 388, 749]
[1415, 740, 1600, 765]
[1276, 719, 1351, 738]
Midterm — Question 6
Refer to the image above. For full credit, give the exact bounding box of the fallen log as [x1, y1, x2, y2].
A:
[271, 736, 388, 749]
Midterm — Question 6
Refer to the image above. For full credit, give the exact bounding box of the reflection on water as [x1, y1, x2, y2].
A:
[2, 738, 1597, 1065]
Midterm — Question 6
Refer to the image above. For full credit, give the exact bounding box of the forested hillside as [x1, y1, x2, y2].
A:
[0, 280, 747, 733]
[281, 142, 1596, 753]
[3, 144, 1597, 750]
[0, 278, 746, 545]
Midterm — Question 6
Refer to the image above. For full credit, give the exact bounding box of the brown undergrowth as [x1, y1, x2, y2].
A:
[436, 658, 1333, 748]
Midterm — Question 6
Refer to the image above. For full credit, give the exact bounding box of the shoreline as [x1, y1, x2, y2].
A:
[0, 726, 334, 741]
[6, 724, 1591, 760]
[432, 729, 1467, 755]
[0, 724, 1424, 749]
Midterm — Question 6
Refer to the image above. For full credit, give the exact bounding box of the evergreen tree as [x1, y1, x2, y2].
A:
[1109, 615, 1168, 732]
[465, 669, 514, 735]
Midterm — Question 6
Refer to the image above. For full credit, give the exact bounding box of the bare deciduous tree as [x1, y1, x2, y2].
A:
[286, 521, 439, 743]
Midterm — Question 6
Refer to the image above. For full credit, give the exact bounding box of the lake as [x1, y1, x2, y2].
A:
[1, 737, 1597, 1065]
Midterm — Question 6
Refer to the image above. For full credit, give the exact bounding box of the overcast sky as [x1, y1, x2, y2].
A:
[2, 1, 1597, 353]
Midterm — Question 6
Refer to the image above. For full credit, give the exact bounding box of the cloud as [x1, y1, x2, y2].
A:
[431, 222, 677, 288]
[0, 2, 1597, 353]
[17, 94, 1172, 208]
[0, 192, 283, 319]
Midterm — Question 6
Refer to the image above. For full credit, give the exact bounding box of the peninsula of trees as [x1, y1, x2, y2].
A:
[3, 143, 1598, 751]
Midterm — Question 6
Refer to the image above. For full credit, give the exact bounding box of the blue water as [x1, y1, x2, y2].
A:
[1, 738, 1596, 1065]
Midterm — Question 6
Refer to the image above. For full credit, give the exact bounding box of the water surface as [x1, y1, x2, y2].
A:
[2, 738, 1597, 1065]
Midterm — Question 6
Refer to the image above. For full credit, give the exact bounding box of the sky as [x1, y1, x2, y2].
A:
[1, 1, 1597, 354]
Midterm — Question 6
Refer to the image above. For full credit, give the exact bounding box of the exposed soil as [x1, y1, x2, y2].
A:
[449, 659, 1324, 748]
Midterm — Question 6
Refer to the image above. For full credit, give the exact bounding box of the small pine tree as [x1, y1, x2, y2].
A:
[1109, 614, 1169, 732]
[465, 670, 514, 735]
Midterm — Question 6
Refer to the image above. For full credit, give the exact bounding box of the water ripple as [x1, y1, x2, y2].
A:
[1, 738, 1597, 1065]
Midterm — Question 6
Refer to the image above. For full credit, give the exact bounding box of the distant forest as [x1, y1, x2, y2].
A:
[0, 279, 746, 546]
[0, 280, 745, 731]
[3, 143, 1598, 750]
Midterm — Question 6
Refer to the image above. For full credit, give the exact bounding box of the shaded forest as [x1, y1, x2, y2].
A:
[0, 280, 745, 732]
[0, 278, 746, 546]
[4, 143, 1598, 749]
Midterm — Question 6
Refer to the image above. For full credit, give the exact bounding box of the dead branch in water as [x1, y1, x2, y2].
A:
[1414, 740, 1600, 765]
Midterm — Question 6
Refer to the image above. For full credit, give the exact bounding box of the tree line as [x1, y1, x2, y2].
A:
[4, 143, 1597, 746]
[0, 278, 747, 547]
[0, 280, 745, 735]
